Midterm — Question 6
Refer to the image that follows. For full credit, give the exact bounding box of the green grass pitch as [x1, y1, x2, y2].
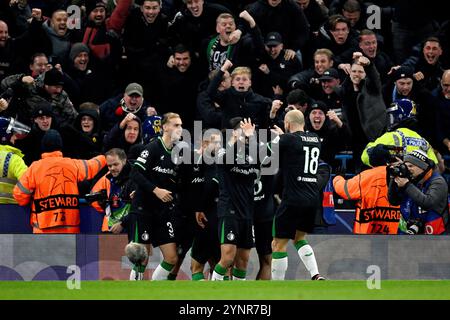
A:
[1, 280, 450, 300]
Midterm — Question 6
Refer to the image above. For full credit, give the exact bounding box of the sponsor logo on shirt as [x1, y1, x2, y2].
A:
[152, 166, 174, 175]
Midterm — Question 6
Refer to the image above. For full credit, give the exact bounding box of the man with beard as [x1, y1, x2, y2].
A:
[89, 148, 141, 278]
[76, 0, 133, 86]
[26, 68, 77, 127]
[1, 63, 76, 127]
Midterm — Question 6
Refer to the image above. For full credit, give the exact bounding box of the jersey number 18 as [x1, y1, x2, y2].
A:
[303, 146, 320, 174]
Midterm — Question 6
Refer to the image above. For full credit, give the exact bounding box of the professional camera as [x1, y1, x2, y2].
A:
[84, 189, 131, 209]
[84, 189, 107, 203]
[388, 162, 410, 179]
[406, 218, 423, 235]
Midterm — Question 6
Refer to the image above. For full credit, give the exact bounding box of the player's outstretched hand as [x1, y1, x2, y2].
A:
[240, 118, 255, 137]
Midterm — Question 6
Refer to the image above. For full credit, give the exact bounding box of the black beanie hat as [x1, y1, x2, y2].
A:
[41, 129, 63, 153]
[44, 68, 64, 86]
[308, 100, 329, 114]
[32, 102, 53, 118]
[85, 0, 107, 14]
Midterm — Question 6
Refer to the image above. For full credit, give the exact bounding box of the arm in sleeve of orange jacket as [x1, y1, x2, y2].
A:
[13, 166, 34, 206]
[89, 174, 110, 213]
[332, 174, 363, 201]
[75, 155, 107, 182]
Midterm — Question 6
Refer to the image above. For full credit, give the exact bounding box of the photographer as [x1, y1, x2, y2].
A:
[89, 148, 134, 234]
[388, 150, 449, 235]
[89, 147, 148, 281]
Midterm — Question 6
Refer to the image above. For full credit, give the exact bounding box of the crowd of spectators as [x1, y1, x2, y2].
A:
[1, 0, 448, 175]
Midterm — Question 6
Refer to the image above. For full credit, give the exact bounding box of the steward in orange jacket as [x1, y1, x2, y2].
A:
[13, 130, 106, 233]
[333, 166, 400, 234]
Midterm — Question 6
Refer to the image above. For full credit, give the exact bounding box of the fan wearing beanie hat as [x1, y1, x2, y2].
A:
[41, 129, 63, 153]
[44, 68, 64, 87]
[70, 43, 90, 65]
[403, 149, 433, 172]
[85, 0, 107, 15]
[85, 0, 108, 26]
[306, 101, 328, 131]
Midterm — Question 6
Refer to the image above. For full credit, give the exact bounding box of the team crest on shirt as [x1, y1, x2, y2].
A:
[141, 231, 149, 241]
[227, 231, 235, 241]
[141, 150, 149, 158]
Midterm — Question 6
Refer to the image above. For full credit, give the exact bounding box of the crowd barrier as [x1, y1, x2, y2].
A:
[0, 202, 355, 234]
[1, 234, 449, 281]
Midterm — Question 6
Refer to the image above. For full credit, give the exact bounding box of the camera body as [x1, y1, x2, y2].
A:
[84, 189, 108, 203]
[388, 162, 410, 179]
[406, 218, 423, 235]
[85, 189, 130, 209]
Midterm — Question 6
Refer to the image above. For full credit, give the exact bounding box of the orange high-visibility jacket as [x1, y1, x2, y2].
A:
[13, 151, 106, 233]
[333, 166, 400, 234]
[90, 174, 110, 232]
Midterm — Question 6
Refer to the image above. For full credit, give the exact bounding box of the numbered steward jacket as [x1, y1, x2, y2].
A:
[333, 166, 400, 234]
[13, 151, 106, 233]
